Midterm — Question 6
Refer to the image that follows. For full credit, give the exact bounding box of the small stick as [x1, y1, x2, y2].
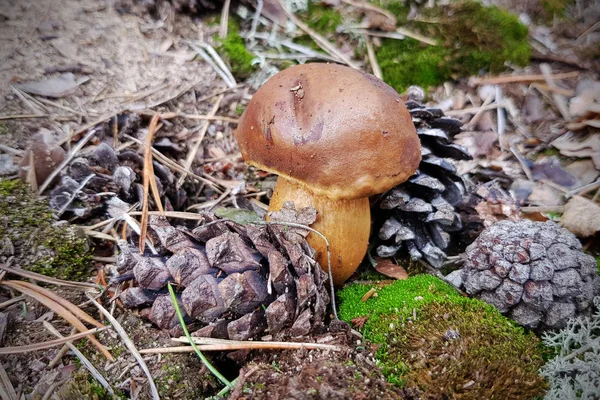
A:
[86, 293, 161, 400]
[469, 71, 579, 86]
[48, 327, 77, 369]
[0, 144, 23, 156]
[57, 174, 95, 217]
[540, 63, 570, 121]
[0, 295, 25, 310]
[0, 114, 49, 121]
[521, 206, 565, 213]
[510, 143, 533, 181]
[445, 103, 499, 116]
[140, 340, 342, 354]
[364, 35, 382, 79]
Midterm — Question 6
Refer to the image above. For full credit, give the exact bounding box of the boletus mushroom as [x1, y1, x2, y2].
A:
[235, 63, 421, 285]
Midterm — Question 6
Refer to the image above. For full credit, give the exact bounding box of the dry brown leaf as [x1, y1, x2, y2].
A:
[350, 316, 369, 330]
[374, 258, 408, 280]
[552, 133, 600, 169]
[561, 196, 600, 237]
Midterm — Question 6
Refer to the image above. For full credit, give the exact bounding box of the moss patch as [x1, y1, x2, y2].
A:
[0, 179, 92, 280]
[375, 0, 531, 92]
[338, 275, 547, 398]
[216, 19, 257, 80]
[294, 3, 343, 52]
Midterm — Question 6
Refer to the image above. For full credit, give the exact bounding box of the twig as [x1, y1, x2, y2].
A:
[0, 264, 99, 290]
[0, 144, 23, 156]
[0, 326, 109, 355]
[540, 63, 570, 121]
[0, 295, 25, 310]
[395, 27, 437, 45]
[43, 322, 115, 396]
[364, 35, 382, 79]
[355, 28, 436, 46]
[247, 0, 263, 41]
[464, 93, 494, 130]
[48, 327, 77, 369]
[177, 95, 224, 187]
[509, 144, 534, 181]
[86, 293, 161, 400]
[38, 128, 97, 194]
[521, 206, 565, 213]
[40, 379, 66, 400]
[148, 337, 342, 352]
[0, 114, 49, 121]
[161, 113, 239, 123]
[219, 0, 231, 38]
[275, 0, 359, 68]
[566, 179, 600, 199]
[469, 71, 579, 86]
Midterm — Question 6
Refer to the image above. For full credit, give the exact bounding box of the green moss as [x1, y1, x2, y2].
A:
[294, 3, 344, 52]
[540, 0, 573, 18]
[0, 123, 8, 136]
[338, 275, 547, 398]
[0, 179, 92, 280]
[216, 19, 257, 80]
[375, 0, 531, 92]
[56, 371, 112, 400]
[300, 2, 343, 35]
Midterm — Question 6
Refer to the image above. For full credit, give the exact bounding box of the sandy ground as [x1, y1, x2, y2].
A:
[0, 0, 217, 146]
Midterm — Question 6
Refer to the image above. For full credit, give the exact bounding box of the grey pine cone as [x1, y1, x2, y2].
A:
[460, 220, 600, 330]
[118, 204, 329, 340]
[375, 90, 472, 268]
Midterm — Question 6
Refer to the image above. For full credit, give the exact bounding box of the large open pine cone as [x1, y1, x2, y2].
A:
[117, 203, 329, 340]
[461, 220, 600, 329]
[374, 91, 472, 268]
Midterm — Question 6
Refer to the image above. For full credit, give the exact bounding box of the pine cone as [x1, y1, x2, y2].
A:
[374, 90, 472, 268]
[460, 220, 600, 330]
[118, 203, 329, 340]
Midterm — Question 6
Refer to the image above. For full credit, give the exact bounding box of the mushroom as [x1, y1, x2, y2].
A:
[234, 63, 421, 284]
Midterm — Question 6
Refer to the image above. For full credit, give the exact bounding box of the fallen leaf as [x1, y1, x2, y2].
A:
[561, 196, 600, 237]
[532, 156, 577, 188]
[361, 288, 378, 302]
[528, 182, 565, 206]
[374, 257, 408, 280]
[552, 132, 600, 169]
[564, 159, 600, 188]
[14, 72, 89, 98]
[350, 315, 369, 330]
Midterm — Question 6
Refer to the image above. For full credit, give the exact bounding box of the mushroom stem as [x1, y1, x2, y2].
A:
[268, 177, 370, 285]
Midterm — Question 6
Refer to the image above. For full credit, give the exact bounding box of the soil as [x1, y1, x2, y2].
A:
[0, 0, 216, 148]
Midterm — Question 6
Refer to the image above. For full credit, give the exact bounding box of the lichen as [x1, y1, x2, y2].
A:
[374, 0, 531, 92]
[338, 275, 548, 398]
[0, 179, 92, 281]
[216, 19, 257, 80]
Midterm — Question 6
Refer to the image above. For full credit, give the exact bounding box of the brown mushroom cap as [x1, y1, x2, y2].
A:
[235, 63, 421, 200]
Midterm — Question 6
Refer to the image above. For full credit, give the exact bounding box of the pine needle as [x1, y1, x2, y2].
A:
[11, 281, 104, 328]
[85, 293, 161, 400]
[0, 326, 109, 355]
[43, 321, 115, 397]
[167, 283, 233, 388]
[1, 281, 114, 361]
[0, 264, 99, 290]
[139, 113, 164, 254]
